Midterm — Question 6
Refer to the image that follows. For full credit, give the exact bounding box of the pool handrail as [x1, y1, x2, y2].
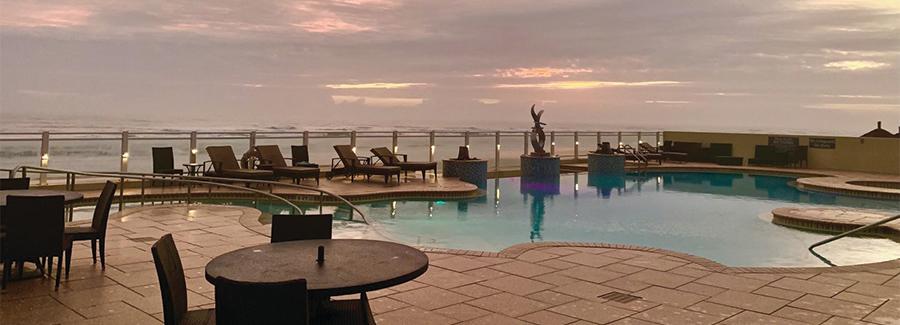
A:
[8, 165, 369, 224]
[808, 213, 900, 266]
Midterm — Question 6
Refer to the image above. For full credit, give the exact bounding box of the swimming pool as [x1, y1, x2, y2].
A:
[354, 172, 900, 267]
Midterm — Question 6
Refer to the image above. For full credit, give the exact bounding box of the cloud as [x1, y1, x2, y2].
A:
[0, 3, 93, 28]
[804, 103, 900, 110]
[645, 100, 691, 104]
[325, 82, 430, 89]
[494, 67, 593, 78]
[823, 60, 890, 71]
[476, 98, 500, 105]
[494, 81, 683, 90]
[332, 95, 424, 107]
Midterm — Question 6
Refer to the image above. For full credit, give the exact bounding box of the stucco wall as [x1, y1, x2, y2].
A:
[663, 131, 900, 175]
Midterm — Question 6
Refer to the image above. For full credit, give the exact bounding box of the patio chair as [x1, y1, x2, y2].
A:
[270, 214, 332, 243]
[0, 177, 30, 190]
[1, 195, 66, 290]
[151, 234, 215, 325]
[64, 181, 116, 275]
[152, 147, 184, 175]
[255, 145, 320, 185]
[291, 145, 319, 168]
[371, 147, 438, 181]
[204, 146, 274, 181]
[331, 145, 401, 184]
[213, 277, 308, 325]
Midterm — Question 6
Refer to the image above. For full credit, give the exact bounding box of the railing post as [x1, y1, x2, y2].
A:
[350, 131, 357, 153]
[249, 131, 257, 148]
[39, 131, 49, 185]
[574, 131, 579, 160]
[392, 131, 399, 153]
[656, 131, 662, 147]
[597, 131, 602, 150]
[637, 131, 642, 145]
[523, 132, 529, 155]
[428, 131, 435, 162]
[303, 131, 309, 146]
[494, 131, 501, 171]
[617, 131, 623, 148]
[464, 131, 470, 148]
[120, 131, 129, 173]
[550, 131, 556, 156]
[190, 131, 198, 163]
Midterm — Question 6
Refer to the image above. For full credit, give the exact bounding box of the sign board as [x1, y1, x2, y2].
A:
[809, 138, 836, 149]
[768, 136, 799, 148]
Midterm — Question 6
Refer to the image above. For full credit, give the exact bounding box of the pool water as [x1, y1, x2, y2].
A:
[355, 172, 900, 267]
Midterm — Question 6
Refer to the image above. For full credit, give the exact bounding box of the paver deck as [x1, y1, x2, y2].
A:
[2, 204, 899, 325]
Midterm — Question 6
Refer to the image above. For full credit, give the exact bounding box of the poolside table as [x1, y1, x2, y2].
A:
[0, 189, 84, 207]
[205, 239, 428, 317]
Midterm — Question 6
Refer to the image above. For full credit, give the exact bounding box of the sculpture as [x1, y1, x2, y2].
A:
[529, 104, 549, 156]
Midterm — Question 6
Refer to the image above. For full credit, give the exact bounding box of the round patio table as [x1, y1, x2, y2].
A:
[0, 189, 84, 207]
[205, 239, 428, 296]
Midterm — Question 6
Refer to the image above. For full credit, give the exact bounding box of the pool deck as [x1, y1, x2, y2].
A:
[2, 204, 899, 325]
[772, 207, 900, 239]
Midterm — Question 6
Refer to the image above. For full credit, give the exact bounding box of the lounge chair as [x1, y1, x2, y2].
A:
[255, 145, 320, 185]
[291, 145, 319, 168]
[636, 143, 664, 164]
[204, 146, 274, 181]
[331, 145, 401, 184]
[370, 147, 438, 181]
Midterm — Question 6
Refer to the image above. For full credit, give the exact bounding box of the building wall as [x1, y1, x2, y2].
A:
[663, 131, 900, 175]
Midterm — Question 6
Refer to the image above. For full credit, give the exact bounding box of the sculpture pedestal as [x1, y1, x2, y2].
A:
[588, 153, 625, 174]
[442, 159, 488, 188]
[520, 155, 560, 178]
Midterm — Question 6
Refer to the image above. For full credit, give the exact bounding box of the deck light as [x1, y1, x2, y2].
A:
[638, 140, 643, 144]
[551, 142, 556, 146]
[121, 152, 129, 159]
[496, 144, 501, 150]
[465, 144, 470, 148]
[430, 145, 435, 154]
[191, 148, 198, 154]
[575, 184, 580, 191]
[657, 141, 662, 146]
[352, 146, 357, 153]
[393, 145, 398, 153]
[575, 141, 580, 145]
[618, 142, 624, 147]
[41, 153, 49, 161]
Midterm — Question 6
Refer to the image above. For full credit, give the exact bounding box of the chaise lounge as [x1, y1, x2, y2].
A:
[370, 147, 438, 181]
[255, 145, 321, 185]
[205, 146, 274, 181]
[331, 145, 401, 184]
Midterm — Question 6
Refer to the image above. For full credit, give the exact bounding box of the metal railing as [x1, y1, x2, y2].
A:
[808, 213, 900, 266]
[0, 129, 663, 184]
[9, 165, 369, 224]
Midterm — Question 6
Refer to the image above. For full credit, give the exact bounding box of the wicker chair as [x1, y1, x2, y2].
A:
[370, 147, 438, 181]
[255, 145, 320, 185]
[1, 195, 66, 289]
[0, 177, 30, 190]
[270, 214, 332, 243]
[331, 145, 400, 184]
[151, 234, 215, 325]
[64, 181, 116, 274]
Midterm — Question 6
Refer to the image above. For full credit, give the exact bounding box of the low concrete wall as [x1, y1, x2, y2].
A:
[663, 131, 900, 175]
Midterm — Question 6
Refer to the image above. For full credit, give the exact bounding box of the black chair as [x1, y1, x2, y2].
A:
[64, 181, 116, 275]
[152, 147, 184, 175]
[291, 145, 319, 168]
[270, 214, 333, 243]
[0, 177, 30, 190]
[1, 195, 66, 290]
[151, 234, 215, 325]
[214, 277, 309, 325]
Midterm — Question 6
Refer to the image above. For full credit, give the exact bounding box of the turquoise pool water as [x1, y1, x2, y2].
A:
[223, 171, 900, 267]
[359, 172, 900, 267]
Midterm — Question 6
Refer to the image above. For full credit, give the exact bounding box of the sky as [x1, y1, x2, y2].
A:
[1, 0, 898, 134]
